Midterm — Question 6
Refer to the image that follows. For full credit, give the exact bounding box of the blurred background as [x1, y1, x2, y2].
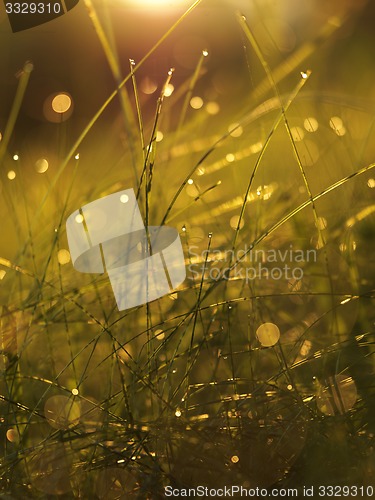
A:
[0, 0, 374, 497]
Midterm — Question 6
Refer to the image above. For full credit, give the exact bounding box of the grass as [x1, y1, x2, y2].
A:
[0, 0, 374, 497]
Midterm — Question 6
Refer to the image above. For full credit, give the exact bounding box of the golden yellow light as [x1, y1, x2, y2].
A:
[206, 101, 220, 115]
[329, 116, 343, 130]
[163, 84, 174, 97]
[156, 131, 164, 142]
[290, 126, 304, 142]
[155, 329, 165, 340]
[304, 117, 319, 132]
[7, 170, 16, 180]
[190, 96, 204, 109]
[140, 77, 157, 95]
[35, 158, 49, 173]
[229, 123, 243, 137]
[256, 322, 280, 347]
[6, 429, 19, 443]
[57, 249, 71, 265]
[230, 215, 244, 230]
[52, 93, 72, 113]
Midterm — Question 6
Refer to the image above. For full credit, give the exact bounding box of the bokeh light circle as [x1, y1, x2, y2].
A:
[52, 93, 72, 113]
[256, 323, 281, 347]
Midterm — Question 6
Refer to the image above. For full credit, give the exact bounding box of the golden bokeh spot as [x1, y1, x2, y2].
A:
[163, 84, 174, 97]
[6, 428, 19, 443]
[156, 131, 164, 142]
[190, 96, 204, 109]
[57, 249, 71, 265]
[304, 117, 319, 132]
[256, 322, 280, 347]
[290, 126, 304, 142]
[206, 101, 220, 115]
[35, 158, 49, 173]
[52, 93, 72, 113]
[229, 123, 243, 137]
[329, 116, 344, 132]
[155, 329, 165, 340]
[230, 215, 244, 230]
